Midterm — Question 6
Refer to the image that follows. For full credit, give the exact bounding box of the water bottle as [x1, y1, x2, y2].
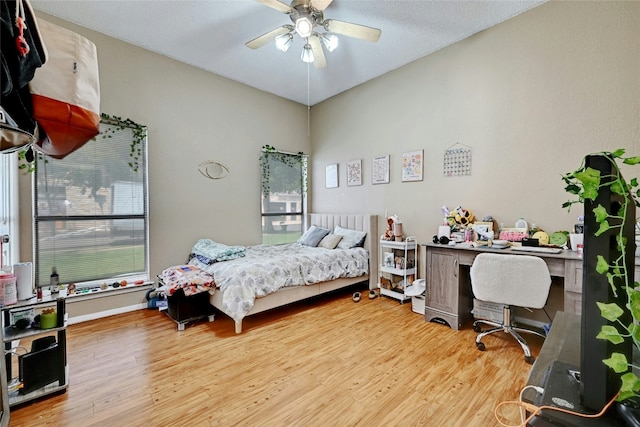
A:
[515, 218, 528, 230]
[50, 266, 59, 293]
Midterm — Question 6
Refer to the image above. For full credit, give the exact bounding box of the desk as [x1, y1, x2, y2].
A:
[422, 243, 640, 330]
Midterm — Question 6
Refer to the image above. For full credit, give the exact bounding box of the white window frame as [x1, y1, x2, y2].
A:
[260, 148, 308, 245]
[32, 117, 149, 289]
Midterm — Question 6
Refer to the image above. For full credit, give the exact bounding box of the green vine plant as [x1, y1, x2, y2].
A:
[17, 113, 146, 173]
[562, 149, 640, 402]
[17, 145, 40, 173]
[99, 113, 147, 172]
[260, 144, 307, 197]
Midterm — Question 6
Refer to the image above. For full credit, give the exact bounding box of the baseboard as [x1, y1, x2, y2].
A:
[67, 303, 147, 325]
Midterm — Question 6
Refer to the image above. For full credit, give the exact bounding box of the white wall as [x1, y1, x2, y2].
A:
[20, 13, 311, 278]
[310, 1, 639, 244]
[16, 2, 639, 315]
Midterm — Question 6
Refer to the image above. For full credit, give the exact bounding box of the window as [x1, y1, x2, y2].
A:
[0, 152, 19, 268]
[33, 117, 149, 288]
[260, 148, 307, 245]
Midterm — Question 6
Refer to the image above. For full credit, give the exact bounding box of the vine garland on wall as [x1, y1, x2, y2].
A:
[99, 113, 147, 172]
[18, 113, 146, 173]
[260, 144, 307, 196]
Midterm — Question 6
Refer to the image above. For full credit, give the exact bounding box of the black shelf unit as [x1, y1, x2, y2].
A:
[2, 297, 68, 407]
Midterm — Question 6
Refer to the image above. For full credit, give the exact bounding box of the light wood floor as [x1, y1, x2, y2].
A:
[9, 286, 542, 427]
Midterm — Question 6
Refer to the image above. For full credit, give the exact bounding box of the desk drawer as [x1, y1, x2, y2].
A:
[565, 291, 582, 315]
[424, 307, 464, 331]
[544, 258, 565, 277]
[458, 251, 476, 266]
[564, 259, 582, 293]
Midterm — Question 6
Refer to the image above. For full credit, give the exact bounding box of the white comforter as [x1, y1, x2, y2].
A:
[188, 242, 369, 322]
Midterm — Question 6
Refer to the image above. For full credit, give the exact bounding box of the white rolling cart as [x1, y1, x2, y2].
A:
[378, 237, 417, 303]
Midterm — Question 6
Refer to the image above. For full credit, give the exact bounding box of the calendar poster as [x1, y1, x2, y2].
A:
[443, 144, 472, 177]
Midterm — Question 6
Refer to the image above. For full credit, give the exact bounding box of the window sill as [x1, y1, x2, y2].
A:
[61, 282, 154, 303]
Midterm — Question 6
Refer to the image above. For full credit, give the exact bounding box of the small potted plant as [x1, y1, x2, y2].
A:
[562, 149, 640, 421]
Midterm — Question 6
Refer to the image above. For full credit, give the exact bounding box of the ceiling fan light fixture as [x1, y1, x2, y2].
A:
[295, 16, 313, 38]
[320, 33, 338, 52]
[275, 33, 293, 52]
[301, 43, 314, 63]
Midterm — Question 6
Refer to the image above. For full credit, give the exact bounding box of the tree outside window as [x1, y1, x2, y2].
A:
[260, 146, 307, 245]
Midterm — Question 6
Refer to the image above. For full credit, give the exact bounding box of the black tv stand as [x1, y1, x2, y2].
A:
[525, 312, 624, 426]
[529, 360, 622, 426]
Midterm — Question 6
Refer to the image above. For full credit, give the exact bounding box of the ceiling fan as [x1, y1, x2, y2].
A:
[246, 0, 382, 68]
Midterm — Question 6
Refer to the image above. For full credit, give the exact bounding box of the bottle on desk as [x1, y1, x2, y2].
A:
[515, 218, 528, 230]
[50, 266, 59, 293]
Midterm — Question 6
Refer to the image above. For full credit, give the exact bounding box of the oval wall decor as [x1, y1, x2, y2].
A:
[198, 161, 229, 180]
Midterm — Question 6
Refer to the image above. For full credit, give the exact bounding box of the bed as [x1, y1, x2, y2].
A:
[188, 213, 378, 333]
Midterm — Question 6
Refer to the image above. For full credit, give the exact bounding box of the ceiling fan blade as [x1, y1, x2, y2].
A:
[308, 34, 326, 69]
[310, 0, 333, 12]
[256, 0, 292, 14]
[246, 26, 291, 49]
[324, 19, 381, 42]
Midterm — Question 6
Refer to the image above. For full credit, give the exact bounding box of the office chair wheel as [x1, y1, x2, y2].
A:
[524, 355, 535, 364]
[472, 324, 482, 332]
[475, 341, 486, 351]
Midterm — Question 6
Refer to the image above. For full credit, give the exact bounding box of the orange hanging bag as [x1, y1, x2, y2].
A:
[30, 19, 100, 159]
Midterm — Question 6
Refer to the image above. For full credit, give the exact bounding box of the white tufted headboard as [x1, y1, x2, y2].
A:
[307, 213, 379, 290]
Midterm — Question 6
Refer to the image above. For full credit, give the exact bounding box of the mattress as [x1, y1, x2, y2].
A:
[188, 242, 369, 322]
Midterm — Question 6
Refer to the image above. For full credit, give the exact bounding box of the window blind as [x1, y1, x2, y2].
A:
[33, 119, 149, 288]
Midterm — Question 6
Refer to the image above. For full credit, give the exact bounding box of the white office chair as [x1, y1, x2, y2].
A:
[470, 253, 552, 364]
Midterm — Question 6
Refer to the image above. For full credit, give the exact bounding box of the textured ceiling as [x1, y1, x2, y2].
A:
[31, 0, 545, 106]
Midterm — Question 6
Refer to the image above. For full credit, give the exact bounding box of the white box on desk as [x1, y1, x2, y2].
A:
[472, 299, 505, 323]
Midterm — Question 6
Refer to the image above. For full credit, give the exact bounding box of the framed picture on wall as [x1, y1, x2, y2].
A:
[325, 163, 338, 188]
[372, 155, 390, 184]
[347, 159, 362, 186]
[401, 150, 424, 182]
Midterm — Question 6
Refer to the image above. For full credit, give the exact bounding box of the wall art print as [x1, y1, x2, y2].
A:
[347, 159, 362, 186]
[372, 155, 390, 184]
[325, 163, 338, 188]
[401, 150, 423, 182]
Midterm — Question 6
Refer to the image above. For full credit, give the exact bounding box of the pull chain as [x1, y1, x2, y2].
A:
[307, 61, 310, 137]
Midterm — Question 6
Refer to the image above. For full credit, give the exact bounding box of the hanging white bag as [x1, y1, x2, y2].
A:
[30, 19, 100, 159]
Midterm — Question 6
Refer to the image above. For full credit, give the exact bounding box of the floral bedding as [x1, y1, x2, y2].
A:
[157, 264, 216, 297]
[187, 242, 369, 323]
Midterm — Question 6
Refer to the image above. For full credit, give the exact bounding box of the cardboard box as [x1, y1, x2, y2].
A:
[471, 299, 505, 323]
[411, 294, 425, 315]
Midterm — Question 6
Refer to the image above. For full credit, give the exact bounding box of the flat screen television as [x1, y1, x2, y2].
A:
[580, 153, 634, 411]
[534, 154, 635, 426]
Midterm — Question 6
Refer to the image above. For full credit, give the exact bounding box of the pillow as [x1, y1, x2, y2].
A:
[334, 226, 367, 249]
[298, 225, 330, 247]
[317, 233, 343, 249]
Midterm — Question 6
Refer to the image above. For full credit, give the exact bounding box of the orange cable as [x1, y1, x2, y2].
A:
[494, 391, 620, 427]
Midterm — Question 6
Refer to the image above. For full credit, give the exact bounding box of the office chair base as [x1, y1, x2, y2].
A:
[473, 318, 544, 364]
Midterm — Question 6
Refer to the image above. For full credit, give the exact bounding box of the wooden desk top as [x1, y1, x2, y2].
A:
[422, 242, 640, 266]
[423, 242, 583, 261]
